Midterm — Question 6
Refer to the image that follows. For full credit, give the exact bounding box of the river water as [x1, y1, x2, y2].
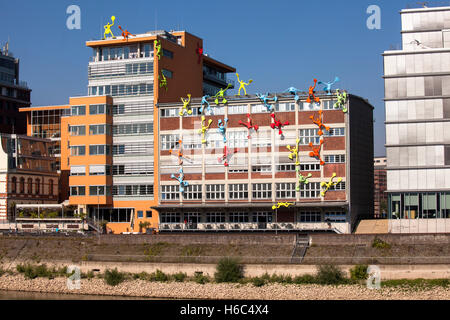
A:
[0, 290, 154, 300]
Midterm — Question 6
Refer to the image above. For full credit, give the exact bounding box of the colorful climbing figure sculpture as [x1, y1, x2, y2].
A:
[118, 25, 135, 41]
[283, 87, 302, 103]
[169, 140, 189, 165]
[179, 94, 192, 116]
[196, 43, 203, 64]
[171, 167, 189, 193]
[214, 84, 232, 105]
[238, 113, 259, 138]
[296, 172, 313, 191]
[235, 73, 253, 96]
[309, 139, 325, 165]
[103, 16, 116, 40]
[159, 72, 168, 91]
[310, 110, 330, 136]
[198, 115, 213, 144]
[307, 79, 320, 104]
[218, 146, 238, 167]
[334, 89, 348, 113]
[272, 202, 294, 210]
[256, 93, 278, 112]
[154, 39, 161, 60]
[217, 118, 228, 143]
[320, 173, 343, 196]
[318, 76, 339, 95]
[270, 113, 289, 136]
[200, 95, 211, 115]
[286, 138, 300, 166]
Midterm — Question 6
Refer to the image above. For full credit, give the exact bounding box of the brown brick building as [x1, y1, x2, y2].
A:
[154, 92, 374, 234]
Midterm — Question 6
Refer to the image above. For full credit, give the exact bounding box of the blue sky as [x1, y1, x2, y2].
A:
[0, 0, 422, 156]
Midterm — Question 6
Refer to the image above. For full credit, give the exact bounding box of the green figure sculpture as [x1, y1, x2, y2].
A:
[334, 89, 348, 113]
[154, 39, 161, 60]
[214, 84, 232, 105]
[159, 72, 168, 91]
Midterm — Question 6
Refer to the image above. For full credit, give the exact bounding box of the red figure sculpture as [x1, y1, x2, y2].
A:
[196, 43, 204, 64]
[307, 78, 320, 104]
[239, 113, 259, 139]
[218, 146, 239, 167]
[309, 139, 325, 165]
[270, 113, 289, 136]
[310, 110, 330, 136]
[118, 26, 135, 41]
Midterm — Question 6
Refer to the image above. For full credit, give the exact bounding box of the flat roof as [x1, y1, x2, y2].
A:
[401, 6, 450, 14]
[19, 105, 70, 112]
[156, 92, 373, 109]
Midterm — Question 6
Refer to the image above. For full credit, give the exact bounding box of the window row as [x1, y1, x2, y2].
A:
[88, 83, 153, 97]
[89, 62, 153, 80]
[159, 99, 341, 117]
[10, 177, 54, 196]
[70, 185, 154, 197]
[113, 122, 153, 135]
[159, 210, 347, 223]
[161, 182, 345, 200]
[70, 185, 112, 196]
[112, 185, 154, 196]
[70, 145, 111, 156]
[69, 124, 112, 136]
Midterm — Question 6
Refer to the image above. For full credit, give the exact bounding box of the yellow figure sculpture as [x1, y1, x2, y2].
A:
[235, 73, 253, 96]
[179, 94, 192, 116]
[320, 173, 343, 197]
[198, 115, 213, 144]
[272, 202, 294, 210]
[286, 138, 300, 166]
[103, 16, 116, 40]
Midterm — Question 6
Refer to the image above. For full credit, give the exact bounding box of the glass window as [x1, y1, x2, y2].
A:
[252, 183, 272, 199]
[299, 128, 320, 145]
[229, 184, 248, 199]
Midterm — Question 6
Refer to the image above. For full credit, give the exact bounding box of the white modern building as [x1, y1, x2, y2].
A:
[383, 6, 450, 233]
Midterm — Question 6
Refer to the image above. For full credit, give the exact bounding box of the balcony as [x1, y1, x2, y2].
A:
[202, 72, 234, 88]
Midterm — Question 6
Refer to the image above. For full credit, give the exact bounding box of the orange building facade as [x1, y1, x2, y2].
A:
[21, 30, 235, 233]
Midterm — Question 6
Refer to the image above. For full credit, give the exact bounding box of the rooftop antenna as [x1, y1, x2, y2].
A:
[417, 1, 428, 7]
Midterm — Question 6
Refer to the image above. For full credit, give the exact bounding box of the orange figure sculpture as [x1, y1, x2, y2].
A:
[307, 78, 320, 104]
[118, 25, 135, 41]
[309, 110, 330, 136]
[169, 139, 189, 165]
[309, 139, 325, 165]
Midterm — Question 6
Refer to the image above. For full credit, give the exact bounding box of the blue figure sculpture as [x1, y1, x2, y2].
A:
[318, 76, 340, 95]
[256, 92, 278, 112]
[217, 118, 228, 143]
[283, 87, 302, 103]
[200, 95, 211, 114]
[171, 167, 189, 193]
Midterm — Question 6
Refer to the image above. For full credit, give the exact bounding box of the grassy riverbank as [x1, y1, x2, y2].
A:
[0, 262, 449, 300]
